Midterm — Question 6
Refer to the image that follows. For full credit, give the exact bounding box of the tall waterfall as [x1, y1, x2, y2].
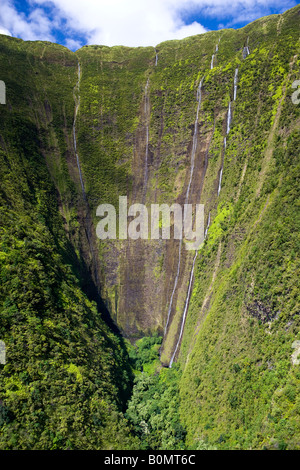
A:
[169, 250, 198, 368]
[186, 77, 203, 204]
[155, 49, 158, 66]
[164, 239, 183, 336]
[167, 78, 204, 366]
[218, 101, 231, 197]
[73, 62, 87, 201]
[217, 167, 223, 196]
[143, 79, 150, 198]
[234, 68, 238, 101]
[243, 46, 250, 59]
[72, 61, 100, 287]
[164, 77, 203, 338]
[204, 211, 211, 239]
[226, 101, 232, 135]
[243, 37, 250, 59]
[211, 41, 220, 70]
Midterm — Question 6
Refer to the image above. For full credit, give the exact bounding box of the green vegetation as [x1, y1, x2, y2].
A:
[125, 335, 188, 450]
[0, 4, 299, 450]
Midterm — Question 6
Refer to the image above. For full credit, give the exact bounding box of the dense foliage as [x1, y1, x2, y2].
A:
[0, 5, 299, 450]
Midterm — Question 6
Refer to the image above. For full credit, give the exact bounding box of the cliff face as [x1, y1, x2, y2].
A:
[0, 4, 299, 449]
[73, 6, 300, 368]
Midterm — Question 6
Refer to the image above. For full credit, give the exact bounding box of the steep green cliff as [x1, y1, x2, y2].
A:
[0, 4, 299, 450]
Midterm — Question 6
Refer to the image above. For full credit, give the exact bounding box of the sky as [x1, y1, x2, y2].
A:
[0, 0, 298, 51]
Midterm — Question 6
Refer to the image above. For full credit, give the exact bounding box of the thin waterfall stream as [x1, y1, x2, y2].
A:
[218, 102, 231, 196]
[218, 62, 238, 197]
[73, 61, 99, 286]
[243, 37, 250, 59]
[73, 62, 86, 201]
[210, 41, 219, 70]
[143, 78, 150, 200]
[169, 61, 238, 365]
[204, 211, 211, 238]
[167, 77, 204, 366]
[234, 67, 238, 101]
[169, 250, 198, 368]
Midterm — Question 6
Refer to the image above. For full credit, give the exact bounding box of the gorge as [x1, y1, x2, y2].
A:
[0, 5, 299, 450]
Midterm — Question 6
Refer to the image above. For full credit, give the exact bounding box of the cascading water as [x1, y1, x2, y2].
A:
[167, 78, 204, 366]
[217, 167, 223, 196]
[218, 102, 231, 197]
[204, 211, 211, 239]
[234, 68, 238, 101]
[243, 37, 250, 59]
[169, 250, 198, 368]
[243, 46, 250, 59]
[143, 79, 150, 199]
[155, 49, 158, 66]
[211, 42, 219, 70]
[73, 62, 86, 201]
[226, 101, 232, 135]
[185, 77, 203, 204]
[164, 77, 204, 339]
[73, 61, 100, 286]
[164, 239, 183, 336]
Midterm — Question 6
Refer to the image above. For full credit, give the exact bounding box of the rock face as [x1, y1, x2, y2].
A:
[70, 5, 300, 367]
[0, 4, 299, 450]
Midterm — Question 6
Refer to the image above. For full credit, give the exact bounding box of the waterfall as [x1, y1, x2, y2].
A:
[211, 40, 219, 69]
[204, 211, 211, 239]
[155, 49, 158, 66]
[72, 61, 100, 287]
[218, 98, 231, 198]
[169, 250, 198, 368]
[167, 78, 204, 366]
[185, 77, 203, 204]
[164, 77, 203, 337]
[164, 239, 183, 336]
[73, 62, 87, 201]
[234, 68, 238, 101]
[243, 46, 250, 59]
[226, 101, 232, 135]
[143, 79, 150, 197]
[243, 38, 250, 59]
[217, 167, 223, 196]
[243, 36, 250, 59]
[218, 134, 228, 196]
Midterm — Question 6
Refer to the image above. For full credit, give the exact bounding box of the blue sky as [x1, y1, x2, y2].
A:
[0, 0, 298, 50]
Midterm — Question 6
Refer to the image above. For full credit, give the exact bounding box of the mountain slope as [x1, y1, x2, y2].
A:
[0, 38, 136, 449]
[0, 4, 299, 450]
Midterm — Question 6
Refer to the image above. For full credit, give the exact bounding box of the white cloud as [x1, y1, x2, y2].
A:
[28, 0, 209, 47]
[0, 27, 12, 36]
[64, 37, 83, 51]
[0, 0, 55, 41]
[0, 0, 296, 49]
